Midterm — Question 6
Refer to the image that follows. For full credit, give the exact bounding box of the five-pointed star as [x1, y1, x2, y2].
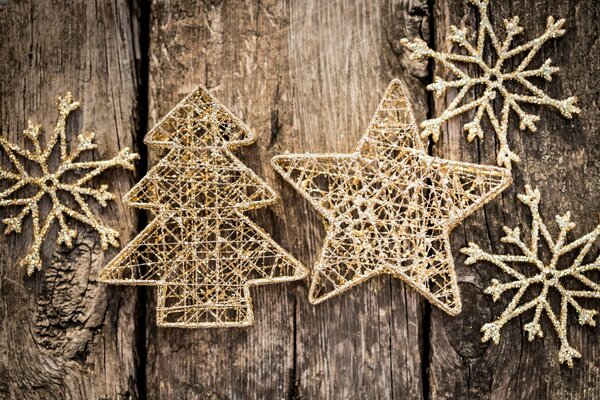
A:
[272, 79, 512, 315]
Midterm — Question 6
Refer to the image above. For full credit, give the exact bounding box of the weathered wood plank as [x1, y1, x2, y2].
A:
[146, 0, 428, 398]
[424, 0, 600, 398]
[7, 1, 597, 398]
[285, 1, 428, 399]
[0, 1, 142, 399]
[145, 1, 298, 398]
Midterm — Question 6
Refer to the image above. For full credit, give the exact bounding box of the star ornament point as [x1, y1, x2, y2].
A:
[272, 79, 512, 314]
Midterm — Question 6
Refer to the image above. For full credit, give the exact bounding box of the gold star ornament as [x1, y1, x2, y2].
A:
[272, 80, 512, 315]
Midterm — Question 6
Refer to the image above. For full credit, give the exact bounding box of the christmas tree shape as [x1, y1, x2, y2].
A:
[99, 86, 307, 328]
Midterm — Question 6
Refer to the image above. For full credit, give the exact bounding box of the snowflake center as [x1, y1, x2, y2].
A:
[540, 267, 561, 285]
[485, 69, 504, 88]
[40, 174, 60, 192]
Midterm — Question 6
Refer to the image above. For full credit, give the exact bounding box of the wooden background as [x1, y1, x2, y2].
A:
[0, 0, 598, 398]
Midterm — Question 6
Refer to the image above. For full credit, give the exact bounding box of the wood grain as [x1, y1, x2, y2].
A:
[1, 0, 599, 398]
[0, 1, 142, 399]
[146, 0, 428, 398]
[425, 0, 600, 398]
[285, 2, 427, 399]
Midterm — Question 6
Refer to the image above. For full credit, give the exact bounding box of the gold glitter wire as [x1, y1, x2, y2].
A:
[462, 185, 600, 367]
[401, 0, 580, 170]
[272, 79, 512, 315]
[98, 85, 308, 328]
[0, 93, 138, 275]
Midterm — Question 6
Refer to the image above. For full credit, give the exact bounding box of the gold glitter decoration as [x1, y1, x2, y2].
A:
[98, 85, 308, 328]
[462, 185, 600, 367]
[401, 0, 580, 169]
[272, 79, 511, 315]
[0, 93, 138, 275]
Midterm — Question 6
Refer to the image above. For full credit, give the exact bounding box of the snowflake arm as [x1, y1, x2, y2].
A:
[0, 92, 139, 275]
[461, 185, 600, 367]
[0, 177, 30, 199]
[0, 136, 28, 174]
[1, 192, 44, 234]
[401, 0, 580, 169]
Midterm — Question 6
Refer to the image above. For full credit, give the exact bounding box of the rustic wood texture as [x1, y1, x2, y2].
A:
[0, 1, 142, 399]
[427, 0, 600, 399]
[1, 0, 599, 399]
[146, 1, 428, 398]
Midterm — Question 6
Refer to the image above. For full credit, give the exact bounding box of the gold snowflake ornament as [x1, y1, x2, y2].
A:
[272, 79, 511, 315]
[0, 93, 139, 275]
[462, 185, 600, 367]
[99, 86, 308, 328]
[401, 0, 580, 169]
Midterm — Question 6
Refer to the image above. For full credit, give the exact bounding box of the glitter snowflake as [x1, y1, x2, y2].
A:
[401, 0, 580, 169]
[461, 185, 600, 367]
[0, 93, 139, 275]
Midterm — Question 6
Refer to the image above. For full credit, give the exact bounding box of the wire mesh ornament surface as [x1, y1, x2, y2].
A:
[462, 185, 600, 367]
[0, 92, 138, 275]
[401, 0, 580, 170]
[99, 86, 308, 328]
[272, 79, 512, 315]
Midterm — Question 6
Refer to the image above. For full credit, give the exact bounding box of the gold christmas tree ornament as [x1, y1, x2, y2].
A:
[0, 93, 138, 275]
[272, 79, 511, 315]
[99, 85, 308, 328]
[401, 0, 580, 169]
[462, 185, 600, 367]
